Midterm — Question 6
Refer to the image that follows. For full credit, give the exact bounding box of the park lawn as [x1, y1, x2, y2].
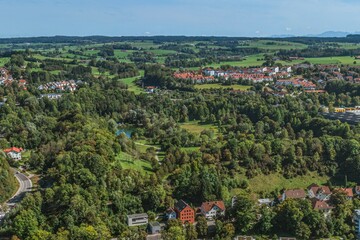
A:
[180, 121, 218, 135]
[119, 75, 143, 94]
[232, 172, 329, 196]
[0, 57, 9, 66]
[114, 152, 153, 174]
[194, 84, 252, 91]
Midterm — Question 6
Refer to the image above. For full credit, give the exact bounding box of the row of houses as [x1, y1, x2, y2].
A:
[127, 199, 225, 227]
[275, 78, 317, 90]
[173, 66, 293, 84]
[203, 66, 292, 77]
[279, 184, 356, 219]
[38, 80, 78, 92]
[173, 72, 216, 84]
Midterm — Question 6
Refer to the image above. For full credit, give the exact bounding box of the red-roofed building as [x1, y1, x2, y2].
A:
[200, 201, 226, 219]
[307, 184, 332, 201]
[312, 200, 334, 218]
[282, 189, 306, 201]
[3, 147, 23, 161]
[337, 188, 354, 200]
[174, 200, 195, 224]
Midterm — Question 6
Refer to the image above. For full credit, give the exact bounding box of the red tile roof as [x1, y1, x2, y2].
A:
[284, 189, 306, 199]
[312, 200, 334, 210]
[4, 147, 23, 153]
[201, 201, 225, 213]
[337, 188, 354, 197]
[308, 184, 331, 195]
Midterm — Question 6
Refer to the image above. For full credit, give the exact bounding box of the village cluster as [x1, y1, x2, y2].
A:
[123, 183, 360, 240]
[174, 66, 292, 84]
[0, 68, 27, 90]
[0, 67, 81, 100]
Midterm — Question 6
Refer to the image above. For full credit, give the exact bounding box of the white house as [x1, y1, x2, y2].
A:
[354, 209, 360, 239]
[203, 68, 215, 76]
[4, 147, 23, 161]
[307, 184, 332, 201]
[127, 213, 148, 227]
[200, 201, 225, 219]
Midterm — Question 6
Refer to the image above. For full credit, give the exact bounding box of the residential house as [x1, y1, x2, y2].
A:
[340, 187, 354, 198]
[355, 186, 360, 195]
[165, 208, 176, 220]
[3, 147, 23, 161]
[312, 200, 334, 219]
[337, 188, 354, 200]
[258, 198, 273, 206]
[203, 68, 215, 76]
[200, 201, 226, 219]
[354, 209, 360, 239]
[234, 236, 255, 240]
[174, 200, 195, 224]
[147, 222, 161, 234]
[282, 189, 306, 201]
[127, 213, 148, 227]
[307, 184, 332, 201]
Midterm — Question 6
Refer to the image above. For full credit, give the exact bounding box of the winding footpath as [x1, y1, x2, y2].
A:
[0, 168, 32, 222]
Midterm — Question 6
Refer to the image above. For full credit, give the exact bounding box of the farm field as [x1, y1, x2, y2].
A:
[278, 56, 360, 66]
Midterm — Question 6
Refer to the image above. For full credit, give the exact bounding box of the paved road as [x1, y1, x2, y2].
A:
[7, 170, 33, 206]
[322, 112, 360, 125]
[0, 169, 32, 222]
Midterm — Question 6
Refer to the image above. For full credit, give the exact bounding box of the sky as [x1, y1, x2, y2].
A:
[1, 0, 360, 37]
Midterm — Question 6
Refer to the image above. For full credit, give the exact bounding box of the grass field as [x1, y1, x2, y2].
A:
[180, 121, 218, 135]
[278, 56, 360, 66]
[119, 73, 144, 94]
[194, 84, 252, 91]
[233, 172, 330, 196]
[0, 57, 9, 66]
[114, 152, 153, 174]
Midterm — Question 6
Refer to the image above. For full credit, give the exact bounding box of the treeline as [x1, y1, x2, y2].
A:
[0, 156, 16, 203]
[277, 47, 360, 59]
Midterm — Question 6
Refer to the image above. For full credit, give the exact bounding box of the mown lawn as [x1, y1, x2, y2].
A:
[0, 57, 9, 66]
[114, 152, 153, 174]
[180, 121, 218, 135]
[194, 84, 252, 91]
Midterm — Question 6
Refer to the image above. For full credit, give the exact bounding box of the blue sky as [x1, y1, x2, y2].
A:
[1, 0, 360, 37]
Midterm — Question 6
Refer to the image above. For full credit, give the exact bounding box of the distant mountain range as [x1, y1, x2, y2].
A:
[271, 31, 360, 38]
